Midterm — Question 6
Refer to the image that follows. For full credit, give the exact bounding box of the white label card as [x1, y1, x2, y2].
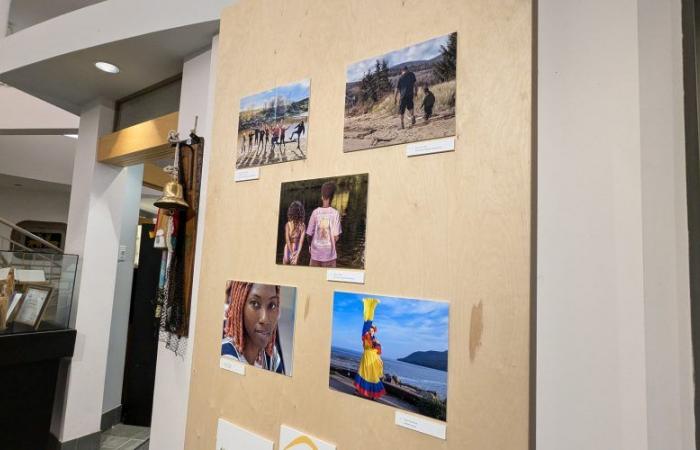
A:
[219, 356, 246, 375]
[406, 136, 455, 157]
[216, 418, 273, 450]
[326, 269, 365, 284]
[395, 411, 447, 440]
[234, 167, 260, 182]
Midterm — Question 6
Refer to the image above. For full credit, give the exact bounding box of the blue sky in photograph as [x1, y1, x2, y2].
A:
[331, 291, 449, 360]
[346, 34, 451, 83]
[239, 79, 310, 111]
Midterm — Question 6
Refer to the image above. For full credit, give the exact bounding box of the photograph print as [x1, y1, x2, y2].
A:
[344, 33, 457, 152]
[276, 174, 368, 270]
[221, 280, 297, 377]
[236, 79, 310, 169]
[329, 292, 449, 421]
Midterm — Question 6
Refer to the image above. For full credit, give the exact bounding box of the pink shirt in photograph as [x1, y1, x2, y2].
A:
[306, 206, 342, 262]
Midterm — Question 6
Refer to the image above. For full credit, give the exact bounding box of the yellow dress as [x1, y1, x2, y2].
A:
[354, 298, 386, 399]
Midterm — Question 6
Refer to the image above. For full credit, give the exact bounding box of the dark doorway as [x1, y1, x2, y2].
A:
[121, 224, 161, 426]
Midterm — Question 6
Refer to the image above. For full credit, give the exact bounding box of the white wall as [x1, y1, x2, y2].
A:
[638, 0, 695, 447]
[51, 102, 145, 443]
[538, 1, 694, 449]
[0, 186, 70, 244]
[102, 163, 144, 416]
[149, 36, 218, 450]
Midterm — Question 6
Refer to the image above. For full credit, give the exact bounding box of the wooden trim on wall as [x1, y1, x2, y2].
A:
[98, 112, 178, 166]
[143, 163, 170, 190]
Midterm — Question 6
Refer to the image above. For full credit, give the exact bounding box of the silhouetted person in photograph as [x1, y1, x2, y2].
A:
[394, 66, 418, 129]
[290, 120, 305, 150]
[422, 84, 435, 122]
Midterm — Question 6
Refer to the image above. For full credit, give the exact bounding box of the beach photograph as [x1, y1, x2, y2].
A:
[276, 174, 368, 270]
[343, 33, 457, 152]
[221, 281, 297, 377]
[329, 291, 449, 421]
[235, 79, 310, 169]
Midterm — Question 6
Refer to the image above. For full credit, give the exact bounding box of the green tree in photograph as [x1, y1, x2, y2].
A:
[360, 69, 379, 103]
[434, 32, 457, 82]
[376, 59, 391, 95]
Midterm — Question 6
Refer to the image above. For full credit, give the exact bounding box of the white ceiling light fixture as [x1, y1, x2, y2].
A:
[94, 61, 120, 74]
[63, 134, 78, 139]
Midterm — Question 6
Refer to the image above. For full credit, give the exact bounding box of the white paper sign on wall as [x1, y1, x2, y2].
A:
[406, 136, 455, 157]
[234, 167, 260, 182]
[219, 356, 246, 375]
[279, 425, 336, 450]
[394, 411, 447, 440]
[216, 418, 273, 450]
[326, 269, 365, 284]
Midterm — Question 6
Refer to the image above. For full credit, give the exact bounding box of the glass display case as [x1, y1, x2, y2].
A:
[0, 250, 77, 334]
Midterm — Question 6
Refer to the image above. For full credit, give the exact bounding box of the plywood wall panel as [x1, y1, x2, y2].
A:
[185, 0, 532, 448]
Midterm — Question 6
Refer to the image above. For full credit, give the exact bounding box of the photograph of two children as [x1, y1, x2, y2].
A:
[275, 174, 368, 270]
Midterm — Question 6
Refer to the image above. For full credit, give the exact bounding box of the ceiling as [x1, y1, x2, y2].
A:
[8, 0, 107, 34]
[0, 173, 70, 193]
[0, 135, 77, 185]
[0, 20, 219, 114]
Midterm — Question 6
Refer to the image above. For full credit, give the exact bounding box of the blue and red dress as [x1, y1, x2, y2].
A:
[354, 298, 386, 399]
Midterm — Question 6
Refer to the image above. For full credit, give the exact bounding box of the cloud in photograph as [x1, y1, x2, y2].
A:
[239, 79, 310, 111]
[346, 34, 450, 83]
[331, 291, 449, 360]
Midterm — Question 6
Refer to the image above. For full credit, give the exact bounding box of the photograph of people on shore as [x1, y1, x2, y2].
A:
[275, 174, 368, 270]
[343, 33, 457, 152]
[235, 79, 310, 169]
[329, 292, 449, 421]
[221, 281, 297, 377]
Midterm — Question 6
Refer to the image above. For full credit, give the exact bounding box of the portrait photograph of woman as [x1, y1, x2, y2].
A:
[221, 281, 297, 377]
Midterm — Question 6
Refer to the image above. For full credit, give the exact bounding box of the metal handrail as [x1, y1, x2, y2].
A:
[0, 216, 63, 253]
[0, 236, 64, 269]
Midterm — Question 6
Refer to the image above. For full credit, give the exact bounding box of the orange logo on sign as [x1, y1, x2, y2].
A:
[284, 435, 319, 450]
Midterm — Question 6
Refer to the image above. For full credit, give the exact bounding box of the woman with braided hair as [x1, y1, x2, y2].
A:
[221, 281, 286, 374]
[283, 200, 305, 265]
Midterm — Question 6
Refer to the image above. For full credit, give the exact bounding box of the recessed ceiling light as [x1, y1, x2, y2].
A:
[63, 134, 78, 139]
[95, 61, 120, 74]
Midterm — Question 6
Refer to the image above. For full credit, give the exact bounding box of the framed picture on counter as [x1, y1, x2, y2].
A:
[14, 285, 52, 329]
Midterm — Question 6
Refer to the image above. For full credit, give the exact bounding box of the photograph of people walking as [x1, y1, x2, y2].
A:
[343, 33, 457, 152]
[329, 292, 449, 421]
[236, 79, 310, 169]
[275, 174, 368, 270]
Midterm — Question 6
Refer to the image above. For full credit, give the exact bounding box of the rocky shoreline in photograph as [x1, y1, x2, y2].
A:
[329, 363, 446, 421]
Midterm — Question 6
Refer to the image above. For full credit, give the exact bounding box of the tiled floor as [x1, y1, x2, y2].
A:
[100, 424, 149, 450]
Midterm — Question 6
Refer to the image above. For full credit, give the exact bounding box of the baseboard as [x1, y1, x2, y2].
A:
[47, 431, 101, 450]
[101, 405, 123, 431]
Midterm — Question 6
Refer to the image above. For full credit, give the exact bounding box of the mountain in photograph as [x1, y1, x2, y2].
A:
[398, 350, 448, 372]
[342, 32, 457, 152]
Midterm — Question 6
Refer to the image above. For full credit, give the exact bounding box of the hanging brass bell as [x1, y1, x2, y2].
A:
[154, 175, 189, 212]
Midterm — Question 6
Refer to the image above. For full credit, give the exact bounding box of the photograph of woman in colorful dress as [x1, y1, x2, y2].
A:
[354, 298, 386, 399]
[221, 281, 297, 376]
[330, 291, 449, 421]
